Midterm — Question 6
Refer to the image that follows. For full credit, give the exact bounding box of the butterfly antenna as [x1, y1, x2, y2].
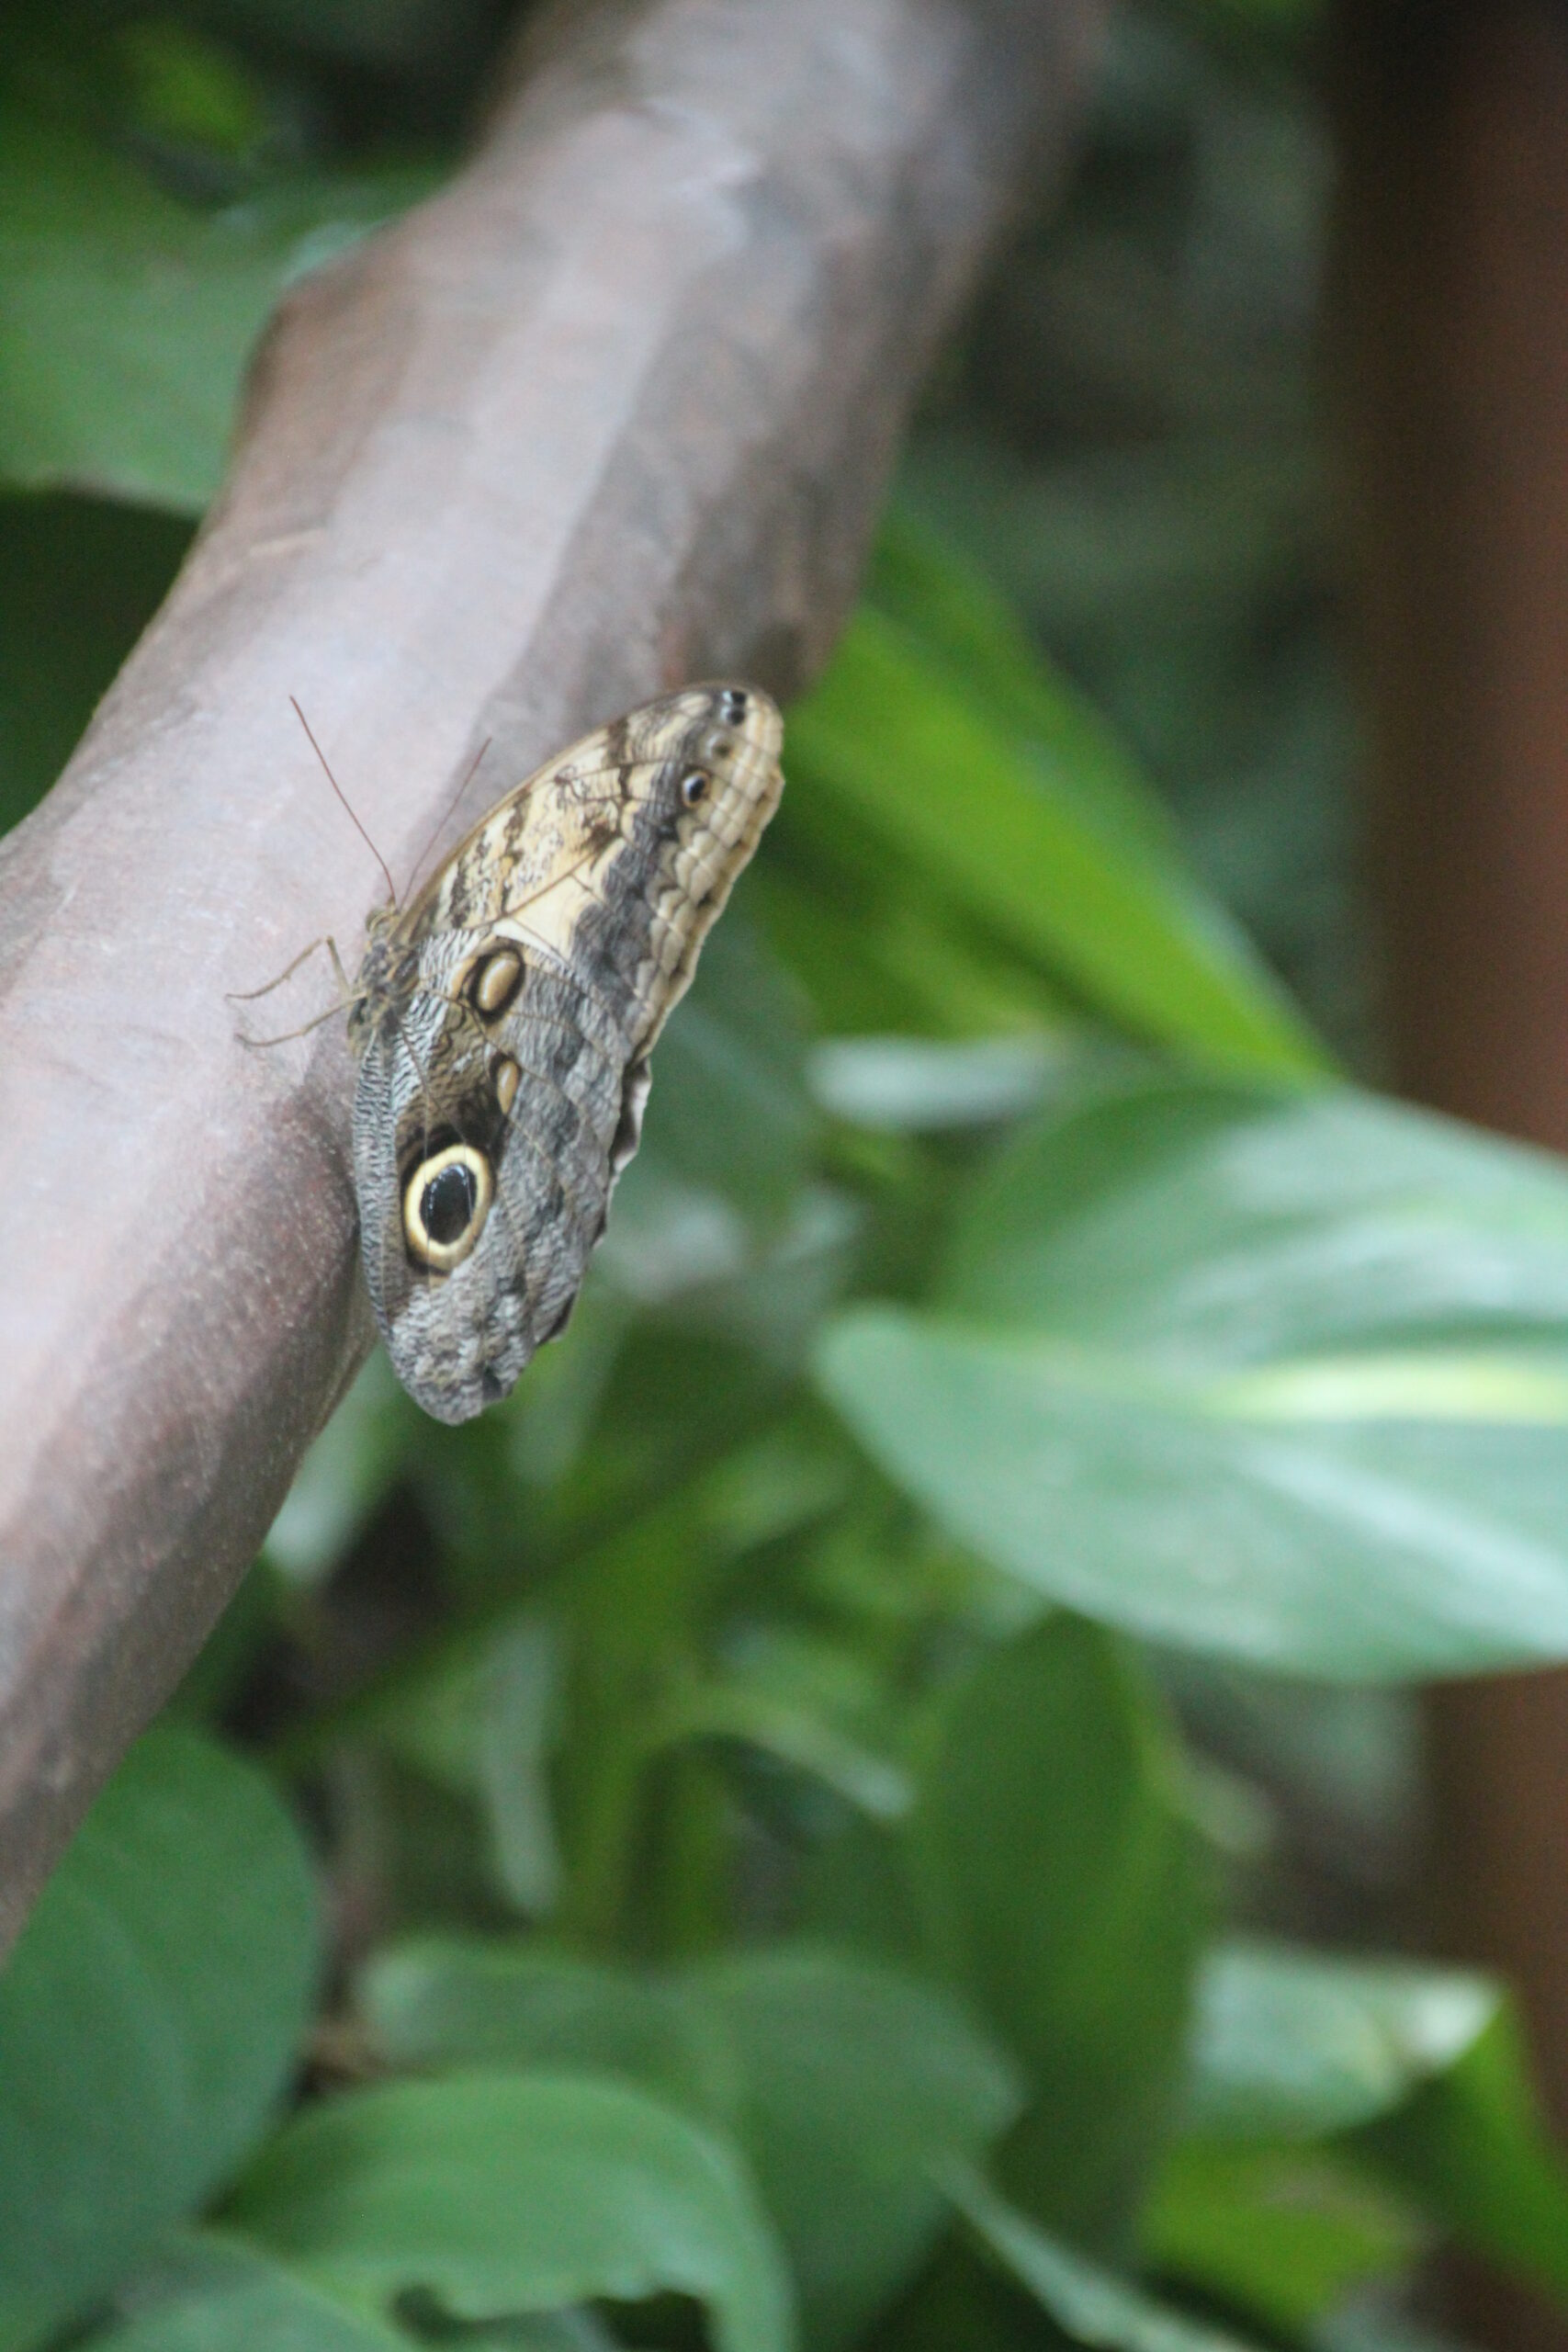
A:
[401, 736, 492, 906]
[290, 696, 397, 909]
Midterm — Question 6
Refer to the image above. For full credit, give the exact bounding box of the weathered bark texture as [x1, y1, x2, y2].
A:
[1330, 6, 1568, 2346]
[0, 0, 1101, 1950]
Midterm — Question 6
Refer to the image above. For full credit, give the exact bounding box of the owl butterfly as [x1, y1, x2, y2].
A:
[344, 684, 784, 1422]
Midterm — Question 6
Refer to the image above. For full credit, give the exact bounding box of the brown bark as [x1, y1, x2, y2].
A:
[0, 0, 1102, 1951]
[1330, 6, 1568, 2344]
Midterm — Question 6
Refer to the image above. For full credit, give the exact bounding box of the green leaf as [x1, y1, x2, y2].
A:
[87, 2231, 409, 2351]
[905, 1617, 1206, 2247]
[0, 492, 191, 838]
[264, 1350, 419, 1587]
[660, 1668, 914, 1818]
[807, 1033, 1061, 1132]
[165, 1558, 291, 1725]
[953, 2167, 1270, 2352]
[818, 1079, 1568, 1679]
[117, 24, 269, 158]
[1185, 1941, 1499, 2142]
[939, 1076, 1568, 1355]
[356, 1611, 567, 1918]
[226, 2072, 795, 2352]
[0, 100, 434, 511]
[637, 915, 817, 1232]
[361, 1941, 711, 2110]
[589, 919, 849, 1373]
[1312, 2301, 1475, 2352]
[786, 605, 1325, 1078]
[752, 850, 1059, 1041]
[0, 1728, 320, 2351]
[1172, 1941, 1568, 2310]
[359, 1939, 1020, 2351]
[1141, 2142, 1422, 2335]
[1351, 2007, 1568, 2306]
[867, 507, 1188, 874]
[688, 1946, 1021, 2349]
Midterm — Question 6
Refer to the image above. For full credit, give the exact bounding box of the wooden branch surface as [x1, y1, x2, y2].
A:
[0, 0, 1098, 1944]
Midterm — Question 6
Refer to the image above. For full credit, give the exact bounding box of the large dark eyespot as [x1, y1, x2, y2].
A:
[425, 1161, 476, 1243]
[403, 1141, 493, 1270]
[681, 769, 708, 808]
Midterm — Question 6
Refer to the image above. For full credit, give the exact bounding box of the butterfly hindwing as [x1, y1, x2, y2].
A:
[348, 684, 784, 1423]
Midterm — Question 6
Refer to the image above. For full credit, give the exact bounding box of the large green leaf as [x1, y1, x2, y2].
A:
[1142, 2141, 1420, 2335]
[0, 100, 432, 511]
[953, 2167, 1269, 2352]
[867, 507, 1190, 875]
[362, 1942, 711, 2109]
[785, 605, 1325, 1077]
[1185, 1941, 1498, 2143]
[818, 1080, 1568, 1679]
[1173, 1942, 1568, 2312]
[591, 914, 848, 1374]
[939, 1077, 1568, 1355]
[751, 845, 1060, 1042]
[1351, 2008, 1568, 2307]
[632, 914, 817, 1234]
[807, 1032, 1060, 1132]
[904, 1616, 1205, 2248]
[688, 1946, 1021, 2349]
[225, 2072, 795, 2352]
[358, 1939, 1019, 2351]
[1160, 1923, 1446, 2333]
[85, 2232, 408, 2351]
[0, 1729, 320, 2351]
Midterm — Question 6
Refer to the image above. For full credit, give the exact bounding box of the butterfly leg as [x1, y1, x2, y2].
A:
[228, 934, 337, 1003]
[229, 934, 353, 1049]
[326, 937, 354, 1000]
[232, 1001, 346, 1050]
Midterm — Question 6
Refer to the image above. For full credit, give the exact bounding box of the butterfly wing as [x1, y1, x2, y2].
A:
[351, 684, 784, 1422]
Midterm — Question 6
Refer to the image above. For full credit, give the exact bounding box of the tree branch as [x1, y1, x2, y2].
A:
[0, 0, 1099, 1947]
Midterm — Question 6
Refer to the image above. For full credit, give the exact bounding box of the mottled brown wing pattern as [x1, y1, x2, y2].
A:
[347, 684, 784, 1424]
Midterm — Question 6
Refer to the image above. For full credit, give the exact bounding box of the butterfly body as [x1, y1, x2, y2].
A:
[344, 684, 784, 1423]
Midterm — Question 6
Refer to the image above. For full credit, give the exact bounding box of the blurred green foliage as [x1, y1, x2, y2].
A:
[6, 4, 1568, 2351]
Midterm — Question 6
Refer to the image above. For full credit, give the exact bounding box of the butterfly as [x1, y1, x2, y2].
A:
[248, 685, 784, 1422]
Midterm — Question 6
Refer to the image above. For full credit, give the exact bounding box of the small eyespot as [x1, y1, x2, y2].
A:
[720, 688, 748, 724]
[403, 1142, 493, 1270]
[681, 769, 709, 808]
[468, 946, 523, 1017]
[494, 1055, 520, 1115]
